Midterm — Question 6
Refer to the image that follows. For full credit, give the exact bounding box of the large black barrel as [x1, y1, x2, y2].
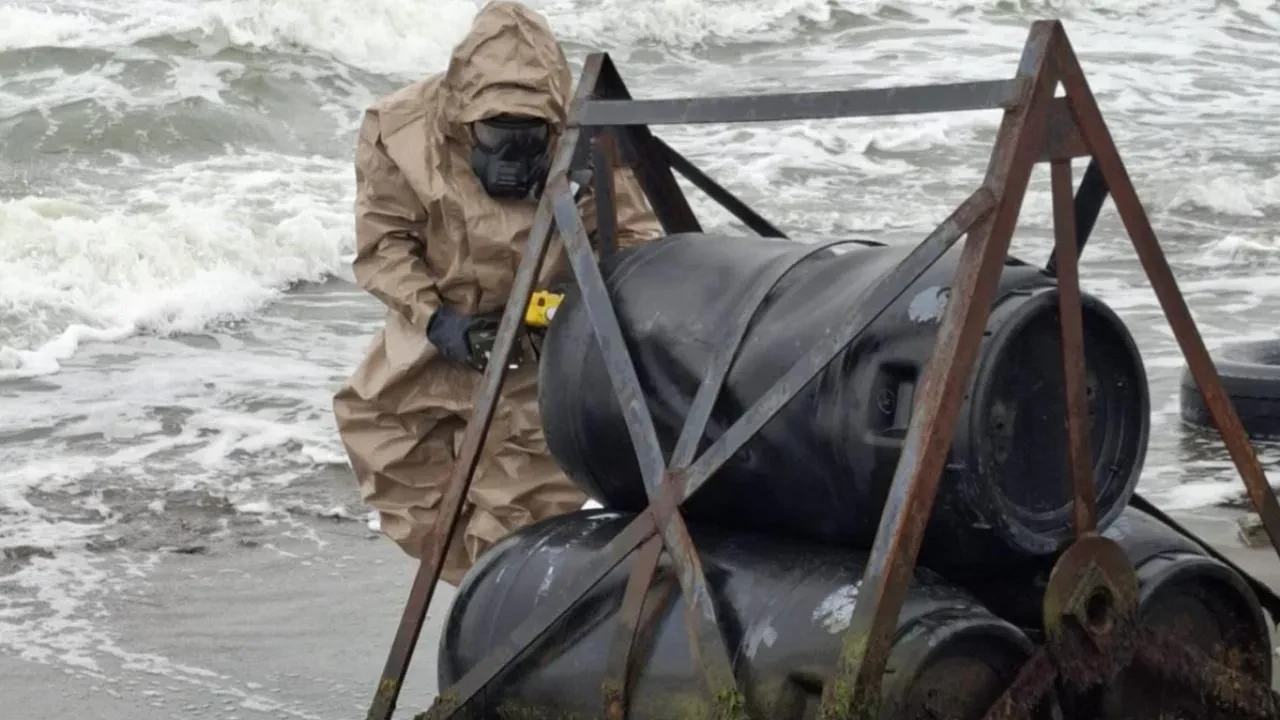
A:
[538, 233, 1150, 568]
[439, 509, 1049, 720]
[974, 507, 1273, 717]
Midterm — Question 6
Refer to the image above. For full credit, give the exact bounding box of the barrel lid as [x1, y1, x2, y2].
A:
[963, 286, 1150, 557]
[881, 611, 1042, 720]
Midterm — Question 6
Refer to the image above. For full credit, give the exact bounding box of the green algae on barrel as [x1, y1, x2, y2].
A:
[436, 509, 1054, 720]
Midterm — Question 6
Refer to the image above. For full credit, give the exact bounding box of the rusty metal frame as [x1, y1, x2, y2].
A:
[828, 21, 1280, 720]
[364, 19, 1280, 720]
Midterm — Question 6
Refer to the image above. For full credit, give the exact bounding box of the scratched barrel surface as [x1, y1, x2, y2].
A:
[976, 507, 1273, 717]
[537, 232, 1150, 569]
[438, 509, 1050, 720]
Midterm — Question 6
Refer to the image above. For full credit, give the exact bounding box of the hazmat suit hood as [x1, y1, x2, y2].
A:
[439, 1, 573, 141]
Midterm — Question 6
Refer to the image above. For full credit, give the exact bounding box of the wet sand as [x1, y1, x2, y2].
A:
[2, 520, 450, 720]
[4, 506, 1280, 719]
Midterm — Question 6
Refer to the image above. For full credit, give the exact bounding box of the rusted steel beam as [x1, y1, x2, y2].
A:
[579, 78, 1030, 126]
[1051, 158, 1098, 535]
[583, 54, 702, 235]
[1038, 98, 1089, 162]
[653, 136, 787, 239]
[602, 534, 664, 720]
[591, 130, 621, 262]
[817, 21, 1060, 720]
[1046, 158, 1109, 276]
[679, 187, 995, 501]
[363, 59, 603, 720]
[550, 189, 746, 715]
[1055, 28, 1280, 563]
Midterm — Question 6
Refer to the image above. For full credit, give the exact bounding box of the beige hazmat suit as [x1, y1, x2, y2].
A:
[332, 1, 663, 586]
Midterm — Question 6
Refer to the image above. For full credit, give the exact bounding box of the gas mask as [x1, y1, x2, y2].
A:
[469, 114, 552, 200]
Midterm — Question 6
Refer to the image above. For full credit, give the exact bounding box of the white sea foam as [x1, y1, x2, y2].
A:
[3, 0, 1278, 372]
[0, 152, 352, 377]
[0, 0, 481, 76]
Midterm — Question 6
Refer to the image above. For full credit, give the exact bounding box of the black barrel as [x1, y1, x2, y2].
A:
[1104, 509, 1273, 717]
[439, 509, 1050, 720]
[538, 232, 1150, 569]
[974, 507, 1273, 717]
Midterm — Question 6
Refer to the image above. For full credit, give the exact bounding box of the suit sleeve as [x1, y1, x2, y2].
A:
[351, 108, 441, 331]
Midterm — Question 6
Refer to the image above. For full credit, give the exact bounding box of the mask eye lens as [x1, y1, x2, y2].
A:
[473, 116, 549, 150]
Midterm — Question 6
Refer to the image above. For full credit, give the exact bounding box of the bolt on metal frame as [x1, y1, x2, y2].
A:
[363, 19, 1280, 720]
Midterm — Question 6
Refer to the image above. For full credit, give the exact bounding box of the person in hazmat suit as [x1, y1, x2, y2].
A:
[332, 1, 663, 587]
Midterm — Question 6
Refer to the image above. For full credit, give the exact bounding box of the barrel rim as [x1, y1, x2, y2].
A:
[960, 284, 1151, 555]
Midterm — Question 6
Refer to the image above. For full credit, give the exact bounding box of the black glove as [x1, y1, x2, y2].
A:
[426, 305, 475, 366]
[427, 306, 524, 372]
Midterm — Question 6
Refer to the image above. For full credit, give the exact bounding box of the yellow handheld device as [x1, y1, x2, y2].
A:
[525, 291, 564, 328]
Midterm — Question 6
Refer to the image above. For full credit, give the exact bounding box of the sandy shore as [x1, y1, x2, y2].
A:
[4, 505, 1280, 719]
[2, 519, 451, 720]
